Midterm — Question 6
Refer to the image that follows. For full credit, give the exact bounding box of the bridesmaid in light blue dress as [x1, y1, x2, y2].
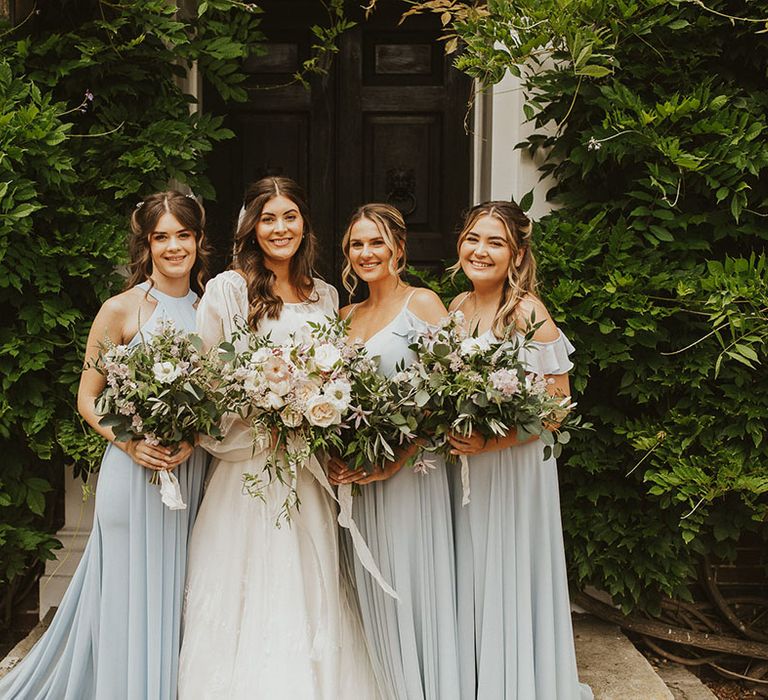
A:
[0, 192, 210, 700]
[447, 201, 592, 700]
[329, 204, 461, 700]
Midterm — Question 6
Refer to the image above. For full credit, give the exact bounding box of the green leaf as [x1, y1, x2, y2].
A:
[576, 64, 611, 78]
[519, 189, 534, 212]
[26, 490, 46, 516]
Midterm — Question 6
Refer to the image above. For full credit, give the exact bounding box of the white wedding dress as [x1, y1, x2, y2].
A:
[178, 271, 382, 699]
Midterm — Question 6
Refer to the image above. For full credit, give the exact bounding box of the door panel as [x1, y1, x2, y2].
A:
[204, 0, 471, 282]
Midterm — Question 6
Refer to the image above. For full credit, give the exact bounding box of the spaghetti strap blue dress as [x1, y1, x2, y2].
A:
[347, 294, 462, 700]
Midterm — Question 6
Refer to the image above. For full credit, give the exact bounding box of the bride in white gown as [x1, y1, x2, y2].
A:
[178, 177, 381, 699]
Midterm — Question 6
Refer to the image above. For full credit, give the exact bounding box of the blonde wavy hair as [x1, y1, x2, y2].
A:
[449, 200, 537, 337]
[341, 203, 407, 300]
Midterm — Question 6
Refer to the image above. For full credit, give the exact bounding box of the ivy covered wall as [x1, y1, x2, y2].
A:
[411, 0, 768, 612]
[0, 0, 262, 627]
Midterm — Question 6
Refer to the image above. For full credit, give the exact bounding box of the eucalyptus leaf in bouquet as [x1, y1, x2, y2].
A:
[338, 354, 423, 475]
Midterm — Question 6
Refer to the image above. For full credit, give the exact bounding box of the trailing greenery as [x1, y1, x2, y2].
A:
[0, 1, 263, 627]
[412, 0, 768, 612]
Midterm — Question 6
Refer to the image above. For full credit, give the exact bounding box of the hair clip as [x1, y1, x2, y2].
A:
[185, 193, 197, 201]
[135, 201, 144, 209]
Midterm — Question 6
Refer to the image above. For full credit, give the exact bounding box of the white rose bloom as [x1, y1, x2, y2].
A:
[268, 379, 292, 397]
[294, 378, 321, 405]
[250, 347, 273, 365]
[313, 343, 342, 372]
[152, 361, 182, 383]
[459, 336, 491, 357]
[243, 373, 264, 395]
[265, 391, 286, 410]
[280, 405, 304, 428]
[324, 379, 352, 411]
[291, 325, 313, 346]
[305, 394, 342, 427]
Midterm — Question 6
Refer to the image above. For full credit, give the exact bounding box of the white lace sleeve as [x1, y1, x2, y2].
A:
[196, 271, 249, 351]
[197, 272, 262, 463]
[517, 330, 576, 376]
[314, 278, 339, 316]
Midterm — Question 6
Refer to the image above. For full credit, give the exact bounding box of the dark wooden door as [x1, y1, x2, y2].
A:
[204, 0, 471, 284]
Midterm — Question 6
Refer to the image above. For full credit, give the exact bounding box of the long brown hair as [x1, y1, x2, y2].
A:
[450, 200, 537, 337]
[340, 203, 407, 301]
[233, 177, 317, 330]
[125, 191, 211, 295]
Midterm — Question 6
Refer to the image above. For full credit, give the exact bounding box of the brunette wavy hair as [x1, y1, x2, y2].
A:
[233, 177, 318, 330]
[449, 200, 538, 337]
[340, 203, 407, 301]
[125, 191, 211, 295]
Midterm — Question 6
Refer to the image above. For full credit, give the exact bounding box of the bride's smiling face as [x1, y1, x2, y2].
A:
[254, 195, 304, 264]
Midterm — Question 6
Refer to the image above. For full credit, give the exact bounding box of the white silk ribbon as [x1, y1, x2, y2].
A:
[460, 454, 471, 506]
[158, 470, 187, 510]
[304, 456, 399, 600]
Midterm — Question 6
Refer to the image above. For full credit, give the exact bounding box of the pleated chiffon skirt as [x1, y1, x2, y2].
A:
[351, 460, 462, 700]
[0, 444, 206, 700]
[452, 441, 592, 700]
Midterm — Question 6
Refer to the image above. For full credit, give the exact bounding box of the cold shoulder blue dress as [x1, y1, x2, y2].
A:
[346, 293, 462, 700]
[452, 329, 592, 700]
[0, 282, 207, 700]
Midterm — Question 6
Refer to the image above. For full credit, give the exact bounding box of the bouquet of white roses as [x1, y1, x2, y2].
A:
[94, 318, 226, 508]
[404, 311, 579, 501]
[217, 318, 363, 521]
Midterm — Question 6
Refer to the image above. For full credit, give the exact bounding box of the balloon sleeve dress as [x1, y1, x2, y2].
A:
[346, 292, 461, 700]
[452, 329, 593, 700]
[0, 282, 208, 700]
[177, 271, 381, 700]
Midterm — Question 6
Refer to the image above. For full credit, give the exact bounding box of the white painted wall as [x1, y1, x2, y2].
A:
[38, 471, 97, 618]
[472, 72, 557, 222]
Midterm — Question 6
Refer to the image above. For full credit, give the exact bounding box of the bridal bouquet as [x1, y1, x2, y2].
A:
[404, 311, 577, 501]
[217, 318, 361, 521]
[94, 318, 226, 509]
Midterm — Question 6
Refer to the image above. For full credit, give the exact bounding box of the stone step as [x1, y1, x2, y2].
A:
[653, 662, 719, 700]
[574, 615, 718, 700]
[574, 615, 673, 699]
[0, 609, 54, 680]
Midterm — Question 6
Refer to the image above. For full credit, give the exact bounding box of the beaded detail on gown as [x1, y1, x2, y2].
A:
[177, 271, 381, 699]
[452, 329, 593, 700]
[0, 282, 208, 700]
[347, 295, 462, 700]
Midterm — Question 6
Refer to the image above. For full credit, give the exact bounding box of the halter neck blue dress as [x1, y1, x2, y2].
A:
[347, 293, 462, 700]
[0, 282, 207, 700]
